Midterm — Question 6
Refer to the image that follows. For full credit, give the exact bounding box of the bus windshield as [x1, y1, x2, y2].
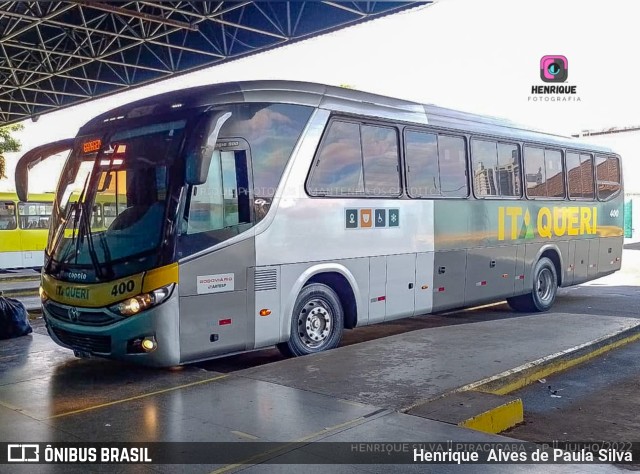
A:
[47, 119, 186, 280]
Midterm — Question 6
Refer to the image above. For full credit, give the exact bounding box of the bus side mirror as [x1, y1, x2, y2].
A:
[15, 138, 75, 202]
[185, 111, 231, 185]
[185, 147, 213, 186]
[15, 162, 29, 203]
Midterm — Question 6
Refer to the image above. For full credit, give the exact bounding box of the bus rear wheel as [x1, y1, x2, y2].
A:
[507, 257, 558, 312]
[277, 283, 344, 357]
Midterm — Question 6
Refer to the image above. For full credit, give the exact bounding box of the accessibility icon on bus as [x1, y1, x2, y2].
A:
[375, 209, 386, 227]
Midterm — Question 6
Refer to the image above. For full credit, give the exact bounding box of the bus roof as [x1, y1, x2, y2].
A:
[80, 80, 617, 155]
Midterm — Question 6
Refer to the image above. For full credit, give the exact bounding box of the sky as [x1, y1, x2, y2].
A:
[2, 0, 640, 192]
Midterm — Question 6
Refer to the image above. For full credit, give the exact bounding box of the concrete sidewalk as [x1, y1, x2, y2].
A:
[0, 331, 629, 473]
[238, 312, 640, 411]
[1, 309, 638, 472]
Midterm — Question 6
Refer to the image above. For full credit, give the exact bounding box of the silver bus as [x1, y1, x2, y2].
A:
[16, 81, 624, 367]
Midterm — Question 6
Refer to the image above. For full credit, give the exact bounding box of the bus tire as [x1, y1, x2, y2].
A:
[507, 257, 558, 312]
[277, 283, 344, 357]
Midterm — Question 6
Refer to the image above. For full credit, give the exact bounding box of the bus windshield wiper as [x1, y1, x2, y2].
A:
[96, 231, 114, 280]
[47, 200, 78, 273]
[57, 174, 90, 265]
[77, 195, 105, 280]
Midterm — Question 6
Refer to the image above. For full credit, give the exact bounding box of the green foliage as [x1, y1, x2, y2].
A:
[0, 123, 24, 154]
[0, 123, 24, 179]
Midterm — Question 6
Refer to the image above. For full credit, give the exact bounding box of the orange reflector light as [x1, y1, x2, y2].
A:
[259, 309, 271, 317]
[116, 144, 127, 154]
[83, 139, 101, 153]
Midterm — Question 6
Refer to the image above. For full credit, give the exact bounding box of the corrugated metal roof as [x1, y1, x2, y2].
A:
[0, 1, 422, 125]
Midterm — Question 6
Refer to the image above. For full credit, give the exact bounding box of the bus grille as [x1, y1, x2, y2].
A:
[45, 302, 118, 326]
[254, 268, 277, 291]
[52, 327, 111, 354]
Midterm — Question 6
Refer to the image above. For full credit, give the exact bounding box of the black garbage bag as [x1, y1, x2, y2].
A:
[0, 297, 33, 340]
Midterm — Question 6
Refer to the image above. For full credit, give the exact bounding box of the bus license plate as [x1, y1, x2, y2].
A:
[73, 349, 92, 359]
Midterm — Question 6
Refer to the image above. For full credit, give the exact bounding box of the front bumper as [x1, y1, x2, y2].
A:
[43, 291, 181, 367]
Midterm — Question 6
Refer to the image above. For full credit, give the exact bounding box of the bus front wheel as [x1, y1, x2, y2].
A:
[277, 283, 344, 357]
[507, 257, 558, 312]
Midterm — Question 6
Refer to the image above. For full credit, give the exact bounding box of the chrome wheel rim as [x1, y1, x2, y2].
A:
[536, 267, 554, 303]
[297, 299, 332, 349]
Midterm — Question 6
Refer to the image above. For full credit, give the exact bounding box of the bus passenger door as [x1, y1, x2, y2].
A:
[177, 145, 255, 362]
[384, 253, 415, 321]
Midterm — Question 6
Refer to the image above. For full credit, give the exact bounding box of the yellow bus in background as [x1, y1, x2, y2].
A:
[1, 166, 129, 269]
[0, 192, 55, 269]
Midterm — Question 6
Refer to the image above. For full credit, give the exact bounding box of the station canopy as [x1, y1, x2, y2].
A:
[0, 1, 422, 125]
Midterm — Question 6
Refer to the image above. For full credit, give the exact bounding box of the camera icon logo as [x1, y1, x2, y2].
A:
[540, 55, 568, 82]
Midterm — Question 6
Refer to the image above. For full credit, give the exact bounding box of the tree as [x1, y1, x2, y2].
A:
[0, 123, 24, 179]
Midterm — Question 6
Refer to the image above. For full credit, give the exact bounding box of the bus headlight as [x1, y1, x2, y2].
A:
[109, 284, 174, 317]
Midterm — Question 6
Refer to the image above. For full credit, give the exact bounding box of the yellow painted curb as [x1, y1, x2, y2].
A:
[485, 331, 640, 396]
[459, 398, 523, 434]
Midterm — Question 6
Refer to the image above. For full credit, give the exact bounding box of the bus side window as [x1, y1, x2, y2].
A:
[0, 202, 16, 230]
[186, 149, 251, 235]
[567, 152, 595, 199]
[361, 125, 400, 196]
[308, 121, 401, 197]
[497, 143, 521, 197]
[405, 132, 467, 199]
[471, 139, 499, 197]
[438, 135, 468, 197]
[308, 121, 364, 196]
[524, 146, 564, 199]
[524, 146, 547, 197]
[596, 155, 621, 200]
[218, 103, 313, 202]
[580, 154, 595, 199]
[18, 201, 52, 230]
[545, 149, 564, 198]
[405, 130, 440, 197]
